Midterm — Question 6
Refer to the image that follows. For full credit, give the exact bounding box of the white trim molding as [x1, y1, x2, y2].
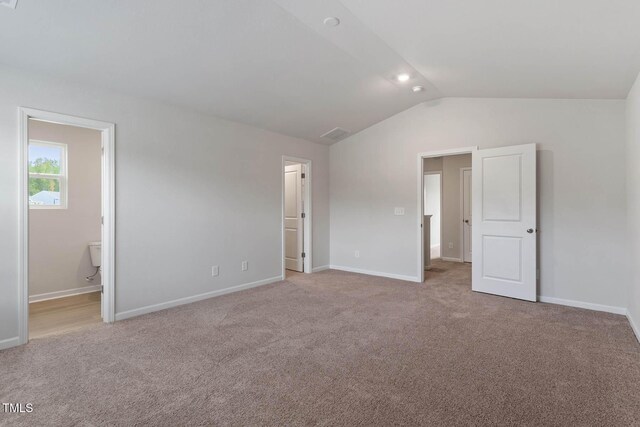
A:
[628, 312, 640, 344]
[329, 265, 420, 283]
[29, 285, 102, 303]
[538, 296, 627, 315]
[441, 257, 463, 263]
[0, 337, 21, 352]
[115, 276, 283, 321]
[18, 107, 116, 348]
[311, 265, 330, 273]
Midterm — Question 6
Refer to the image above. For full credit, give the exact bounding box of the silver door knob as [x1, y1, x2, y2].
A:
[527, 228, 534, 234]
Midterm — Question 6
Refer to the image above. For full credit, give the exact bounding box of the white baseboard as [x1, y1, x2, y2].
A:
[329, 265, 420, 283]
[29, 285, 102, 303]
[0, 336, 21, 351]
[538, 296, 627, 316]
[312, 265, 330, 273]
[115, 275, 283, 321]
[441, 257, 463, 263]
[628, 312, 640, 344]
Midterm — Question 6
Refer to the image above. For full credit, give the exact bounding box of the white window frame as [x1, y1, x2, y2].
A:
[28, 140, 68, 209]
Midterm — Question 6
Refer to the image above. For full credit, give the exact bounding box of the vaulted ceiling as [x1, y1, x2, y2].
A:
[1, 0, 639, 144]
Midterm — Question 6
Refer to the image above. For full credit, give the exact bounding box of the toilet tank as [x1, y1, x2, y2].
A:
[89, 241, 101, 267]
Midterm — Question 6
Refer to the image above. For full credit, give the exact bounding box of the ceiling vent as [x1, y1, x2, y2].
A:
[321, 127, 350, 142]
[0, 0, 18, 9]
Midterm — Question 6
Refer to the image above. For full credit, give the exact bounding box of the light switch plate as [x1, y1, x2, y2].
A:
[394, 207, 405, 216]
[211, 266, 219, 277]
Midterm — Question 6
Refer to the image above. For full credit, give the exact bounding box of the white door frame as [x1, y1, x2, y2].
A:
[281, 156, 312, 277]
[417, 147, 477, 282]
[18, 107, 116, 345]
[423, 171, 442, 261]
[460, 167, 472, 263]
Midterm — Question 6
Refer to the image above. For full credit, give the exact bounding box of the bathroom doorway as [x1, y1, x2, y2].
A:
[282, 156, 312, 278]
[19, 108, 115, 344]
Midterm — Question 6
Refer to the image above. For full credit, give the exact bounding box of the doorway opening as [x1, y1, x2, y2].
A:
[19, 108, 115, 345]
[282, 156, 312, 279]
[418, 147, 477, 282]
[423, 171, 442, 267]
[418, 144, 537, 300]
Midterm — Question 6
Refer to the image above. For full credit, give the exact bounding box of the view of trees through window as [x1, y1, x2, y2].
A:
[28, 142, 65, 207]
[29, 158, 61, 192]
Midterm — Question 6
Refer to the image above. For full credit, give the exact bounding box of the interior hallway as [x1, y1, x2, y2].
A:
[2, 264, 638, 425]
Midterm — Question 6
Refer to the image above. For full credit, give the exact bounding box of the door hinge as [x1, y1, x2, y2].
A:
[101, 216, 104, 225]
[301, 252, 306, 258]
[301, 173, 306, 179]
[301, 212, 306, 219]
[100, 285, 104, 293]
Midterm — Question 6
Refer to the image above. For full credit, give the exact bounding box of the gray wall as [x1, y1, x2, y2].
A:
[441, 154, 470, 260]
[330, 98, 627, 310]
[0, 64, 330, 347]
[627, 73, 640, 338]
[28, 120, 102, 298]
[423, 157, 442, 172]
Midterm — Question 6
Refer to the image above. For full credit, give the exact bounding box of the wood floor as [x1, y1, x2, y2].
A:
[29, 292, 102, 339]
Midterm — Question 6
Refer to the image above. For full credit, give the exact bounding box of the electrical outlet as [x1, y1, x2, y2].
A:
[211, 266, 219, 277]
[449, 242, 454, 249]
[241, 261, 248, 271]
[355, 250, 360, 258]
[394, 207, 405, 216]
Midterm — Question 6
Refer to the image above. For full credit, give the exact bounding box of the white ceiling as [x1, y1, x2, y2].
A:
[342, 0, 640, 99]
[1, 1, 639, 144]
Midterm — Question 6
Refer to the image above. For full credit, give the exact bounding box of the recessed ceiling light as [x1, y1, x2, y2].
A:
[412, 85, 425, 93]
[323, 17, 340, 27]
[396, 73, 410, 83]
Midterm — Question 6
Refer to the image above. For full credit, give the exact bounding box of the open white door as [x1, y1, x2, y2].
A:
[472, 143, 536, 301]
[284, 164, 304, 272]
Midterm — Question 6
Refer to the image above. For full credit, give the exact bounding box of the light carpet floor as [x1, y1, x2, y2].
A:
[1, 261, 639, 426]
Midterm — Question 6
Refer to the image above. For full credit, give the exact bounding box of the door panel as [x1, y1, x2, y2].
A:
[284, 164, 303, 272]
[482, 236, 522, 281]
[472, 144, 536, 301]
[481, 156, 522, 221]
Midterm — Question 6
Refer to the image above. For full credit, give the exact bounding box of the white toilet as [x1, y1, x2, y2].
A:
[88, 241, 101, 271]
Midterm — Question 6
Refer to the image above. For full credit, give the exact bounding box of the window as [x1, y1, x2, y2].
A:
[28, 140, 67, 209]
